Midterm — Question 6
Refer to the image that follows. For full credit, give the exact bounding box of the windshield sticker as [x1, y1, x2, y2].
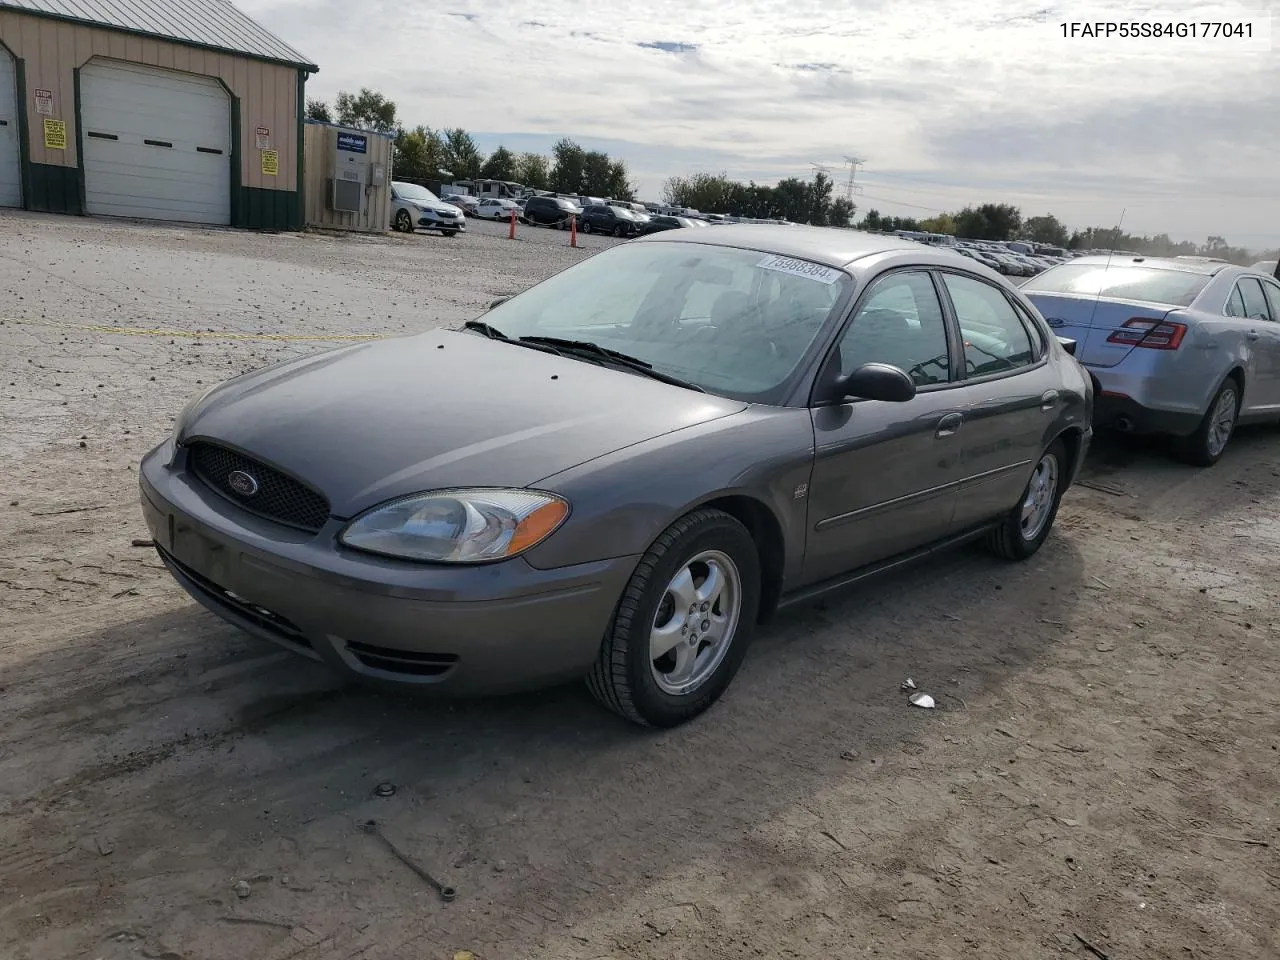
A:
[757, 254, 842, 285]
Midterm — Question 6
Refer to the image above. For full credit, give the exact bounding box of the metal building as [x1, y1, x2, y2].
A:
[0, 0, 317, 229]
[302, 120, 393, 234]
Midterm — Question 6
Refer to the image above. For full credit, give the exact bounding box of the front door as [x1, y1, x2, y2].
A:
[1233, 277, 1280, 411]
[804, 269, 964, 584]
[937, 271, 1065, 529]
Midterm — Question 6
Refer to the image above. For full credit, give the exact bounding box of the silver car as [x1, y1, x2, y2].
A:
[140, 227, 1091, 728]
[1022, 256, 1280, 465]
[390, 182, 466, 236]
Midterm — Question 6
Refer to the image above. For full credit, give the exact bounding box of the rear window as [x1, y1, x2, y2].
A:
[1022, 263, 1211, 307]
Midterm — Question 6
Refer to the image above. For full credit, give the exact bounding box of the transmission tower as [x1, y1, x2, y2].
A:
[808, 161, 833, 181]
[841, 155, 865, 202]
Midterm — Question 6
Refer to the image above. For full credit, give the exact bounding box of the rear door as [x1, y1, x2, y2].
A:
[938, 271, 1065, 529]
[1234, 277, 1280, 410]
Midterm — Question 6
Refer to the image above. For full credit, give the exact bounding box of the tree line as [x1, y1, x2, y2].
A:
[308, 90, 1275, 264]
[306, 88, 635, 200]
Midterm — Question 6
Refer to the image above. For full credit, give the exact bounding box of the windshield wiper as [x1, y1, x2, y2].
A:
[517, 336, 705, 392]
[462, 320, 509, 340]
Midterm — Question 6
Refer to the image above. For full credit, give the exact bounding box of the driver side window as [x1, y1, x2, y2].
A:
[838, 271, 952, 386]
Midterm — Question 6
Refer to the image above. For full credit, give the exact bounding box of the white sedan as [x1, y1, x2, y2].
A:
[475, 198, 520, 221]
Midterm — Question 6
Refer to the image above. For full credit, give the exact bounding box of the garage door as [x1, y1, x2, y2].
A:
[0, 47, 20, 209]
[81, 60, 231, 225]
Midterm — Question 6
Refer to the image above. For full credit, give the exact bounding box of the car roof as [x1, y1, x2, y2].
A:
[1064, 254, 1235, 276]
[630, 224, 929, 268]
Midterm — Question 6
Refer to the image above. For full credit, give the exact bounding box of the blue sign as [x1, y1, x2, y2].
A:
[337, 133, 368, 154]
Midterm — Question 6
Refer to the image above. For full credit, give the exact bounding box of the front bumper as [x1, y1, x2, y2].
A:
[139, 442, 638, 694]
[420, 215, 465, 231]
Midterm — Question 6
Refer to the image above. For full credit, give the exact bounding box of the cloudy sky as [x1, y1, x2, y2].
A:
[242, 0, 1278, 249]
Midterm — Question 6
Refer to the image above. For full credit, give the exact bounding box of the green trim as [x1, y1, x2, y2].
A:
[73, 66, 86, 214]
[26, 162, 80, 213]
[238, 186, 300, 230]
[228, 94, 241, 226]
[295, 68, 305, 230]
[5, 8, 318, 72]
[3, 37, 32, 209]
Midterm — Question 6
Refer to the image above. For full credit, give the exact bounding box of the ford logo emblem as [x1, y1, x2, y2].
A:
[1044, 317, 1067, 328]
[227, 470, 260, 497]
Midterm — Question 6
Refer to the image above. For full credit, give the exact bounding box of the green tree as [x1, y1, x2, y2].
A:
[442, 128, 483, 179]
[334, 88, 397, 132]
[582, 150, 612, 195]
[1022, 214, 1069, 246]
[516, 152, 551, 191]
[604, 160, 635, 202]
[305, 99, 332, 123]
[393, 125, 446, 181]
[480, 145, 518, 181]
[919, 213, 957, 235]
[549, 138, 587, 193]
[827, 197, 857, 227]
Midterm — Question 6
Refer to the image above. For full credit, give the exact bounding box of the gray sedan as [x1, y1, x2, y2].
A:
[140, 227, 1093, 728]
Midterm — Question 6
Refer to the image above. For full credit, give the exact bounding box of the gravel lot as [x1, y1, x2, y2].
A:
[1, 210, 1278, 960]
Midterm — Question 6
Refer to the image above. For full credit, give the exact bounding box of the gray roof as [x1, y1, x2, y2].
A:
[0, 0, 317, 70]
[634, 223, 926, 269]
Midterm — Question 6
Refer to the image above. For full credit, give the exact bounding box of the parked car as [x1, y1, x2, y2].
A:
[443, 193, 481, 216]
[521, 195, 580, 229]
[580, 203, 643, 236]
[475, 197, 520, 221]
[141, 226, 1091, 728]
[1022, 256, 1280, 465]
[1251, 260, 1278, 275]
[390, 182, 466, 236]
[638, 214, 691, 235]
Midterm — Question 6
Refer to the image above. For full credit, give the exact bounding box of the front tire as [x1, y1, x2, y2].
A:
[394, 210, 413, 233]
[587, 509, 760, 728]
[987, 439, 1067, 561]
[442, 230, 458, 237]
[1175, 377, 1239, 467]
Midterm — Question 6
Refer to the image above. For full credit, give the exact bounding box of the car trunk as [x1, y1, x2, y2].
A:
[1024, 294, 1175, 368]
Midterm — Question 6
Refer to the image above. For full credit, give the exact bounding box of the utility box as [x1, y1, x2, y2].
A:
[303, 120, 394, 233]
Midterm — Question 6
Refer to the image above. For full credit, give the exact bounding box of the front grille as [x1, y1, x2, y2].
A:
[345, 640, 458, 677]
[158, 545, 312, 651]
[187, 442, 330, 532]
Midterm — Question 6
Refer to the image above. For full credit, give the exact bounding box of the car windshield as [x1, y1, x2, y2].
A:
[396, 183, 439, 203]
[479, 241, 852, 401]
[1023, 263, 1213, 307]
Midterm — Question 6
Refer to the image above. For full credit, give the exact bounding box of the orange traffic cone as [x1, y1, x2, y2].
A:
[508, 207, 517, 240]
[569, 215, 578, 248]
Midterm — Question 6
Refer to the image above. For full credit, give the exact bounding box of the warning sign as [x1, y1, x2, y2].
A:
[260, 149, 279, 176]
[43, 118, 67, 150]
[34, 89, 54, 115]
[255, 126, 270, 149]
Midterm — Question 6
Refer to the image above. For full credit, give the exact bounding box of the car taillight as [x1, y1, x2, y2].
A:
[1106, 318, 1187, 350]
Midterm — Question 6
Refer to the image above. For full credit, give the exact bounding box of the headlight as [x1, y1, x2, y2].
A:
[339, 488, 569, 563]
[170, 382, 219, 447]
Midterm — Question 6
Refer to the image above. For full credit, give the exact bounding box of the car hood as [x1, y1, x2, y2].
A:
[183, 330, 747, 517]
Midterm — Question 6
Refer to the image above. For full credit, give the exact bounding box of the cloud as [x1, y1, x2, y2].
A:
[637, 40, 699, 54]
[241, 0, 1280, 247]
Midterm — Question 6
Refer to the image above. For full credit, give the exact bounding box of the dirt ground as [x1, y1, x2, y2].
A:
[1, 210, 1277, 960]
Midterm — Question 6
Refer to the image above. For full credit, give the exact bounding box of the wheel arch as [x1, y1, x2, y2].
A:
[688, 494, 787, 625]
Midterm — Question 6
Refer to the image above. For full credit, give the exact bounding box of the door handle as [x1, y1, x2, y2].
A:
[935, 413, 964, 438]
[1247, 331, 1261, 341]
[1040, 390, 1060, 411]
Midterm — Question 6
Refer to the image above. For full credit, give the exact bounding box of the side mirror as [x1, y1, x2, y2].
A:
[1056, 336, 1078, 356]
[835, 362, 917, 403]
[488, 296, 511, 311]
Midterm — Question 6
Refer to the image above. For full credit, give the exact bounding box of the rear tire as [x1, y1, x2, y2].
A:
[587, 509, 760, 728]
[581, 221, 592, 233]
[987, 439, 1067, 561]
[442, 230, 458, 237]
[1175, 377, 1239, 467]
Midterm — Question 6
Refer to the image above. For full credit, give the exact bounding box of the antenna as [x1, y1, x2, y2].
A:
[841, 155, 865, 202]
